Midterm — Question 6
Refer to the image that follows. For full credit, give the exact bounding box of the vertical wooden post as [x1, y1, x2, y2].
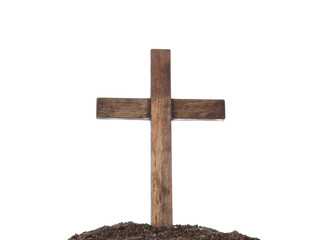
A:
[151, 49, 172, 227]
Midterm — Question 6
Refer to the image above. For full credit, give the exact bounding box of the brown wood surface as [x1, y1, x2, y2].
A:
[150, 49, 172, 227]
[97, 98, 225, 120]
[172, 99, 225, 120]
[96, 49, 226, 228]
[97, 98, 150, 119]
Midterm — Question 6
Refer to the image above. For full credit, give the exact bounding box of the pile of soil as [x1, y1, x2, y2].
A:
[68, 222, 259, 240]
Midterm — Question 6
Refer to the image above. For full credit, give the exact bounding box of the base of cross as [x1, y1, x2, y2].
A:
[68, 222, 260, 240]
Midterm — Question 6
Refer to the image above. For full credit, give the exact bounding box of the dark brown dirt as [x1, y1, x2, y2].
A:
[68, 222, 260, 240]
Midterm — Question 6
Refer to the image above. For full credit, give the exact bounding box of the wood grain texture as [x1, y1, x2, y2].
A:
[172, 99, 225, 120]
[97, 98, 150, 119]
[150, 49, 172, 227]
[97, 99, 225, 120]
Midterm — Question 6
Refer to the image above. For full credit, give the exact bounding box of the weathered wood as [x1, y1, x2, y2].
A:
[150, 49, 172, 227]
[97, 98, 225, 120]
[96, 49, 226, 228]
[97, 98, 150, 119]
[172, 99, 225, 120]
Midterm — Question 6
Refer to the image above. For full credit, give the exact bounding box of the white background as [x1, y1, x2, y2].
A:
[0, 1, 314, 239]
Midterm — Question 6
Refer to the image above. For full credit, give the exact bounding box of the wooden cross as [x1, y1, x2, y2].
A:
[97, 49, 225, 227]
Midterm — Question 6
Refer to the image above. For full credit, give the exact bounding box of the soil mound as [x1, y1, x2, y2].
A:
[68, 222, 259, 240]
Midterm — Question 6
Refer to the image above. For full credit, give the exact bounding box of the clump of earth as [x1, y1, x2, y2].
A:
[69, 222, 259, 240]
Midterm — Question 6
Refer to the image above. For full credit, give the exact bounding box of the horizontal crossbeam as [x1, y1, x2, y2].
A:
[97, 98, 225, 120]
